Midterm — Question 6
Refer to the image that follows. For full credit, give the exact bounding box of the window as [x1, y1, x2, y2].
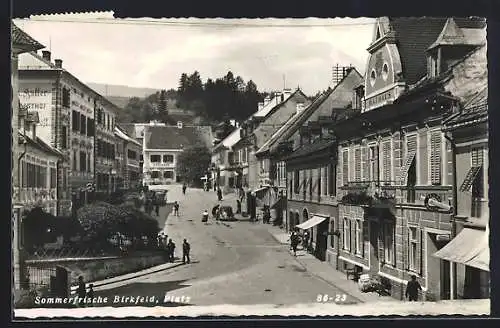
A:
[409, 227, 418, 271]
[151, 171, 160, 179]
[294, 170, 299, 194]
[382, 141, 391, 183]
[61, 126, 67, 149]
[163, 154, 174, 163]
[79, 151, 87, 172]
[72, 150, 77, 171]
[163, 171, 174, 179]
[72, 110, 80, 131]
[354, 148, 361, 181]
[382, 63, 389, 81]
[87, 154, 91, 173]
[128, 149, 137, 160]
[370, 69, 376, 86]
[355, 220, 362, 255]
[97, 109, 102, 124]
[80, 114, 86, 135]
[318, 167, 322, 197]
[368, 145, 377, 181]
[87, 118, 94, 137]
[330, 219, 336, 248]
[150, 155, 161, 162]
[62, 88, 70, 108]
[343, 218, 350, 250]
[471, 147, 485, 217]
[342, 150, 349, 185]
[429, 131, 442, 185]
[384, 223, 395, 264]
[328, 163, 335, 196]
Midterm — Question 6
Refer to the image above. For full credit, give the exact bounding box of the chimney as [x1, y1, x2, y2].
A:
[42, 50, 51, 61]
[283, 88, 292, 99]
[264, 96, 271, 107]
[274, 92, 282, 105]
[258, 102, 265, 110]
[54, 59, 63, 68]
[31, 123, 37, 140]
[296, 103, 305, 114]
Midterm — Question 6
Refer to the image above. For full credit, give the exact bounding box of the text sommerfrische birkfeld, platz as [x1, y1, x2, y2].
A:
[34, 293, 191, 305]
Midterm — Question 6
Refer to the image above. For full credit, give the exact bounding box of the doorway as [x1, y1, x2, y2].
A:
[315, 218, 329, 261]
[369, 220, 380, 274]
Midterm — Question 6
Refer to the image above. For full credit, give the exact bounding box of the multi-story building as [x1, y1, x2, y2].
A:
[18, 111, 64, 215]
[142, 122, 213, 187]
[258, 67, 362, 227]
[332, 17, 486, 301]
[115, 125, 142, 190]
[18, 50, 99, 215]
[11, 22, 44, 292]
[94, 98, 119, 195]
[436, 84, 489, 299]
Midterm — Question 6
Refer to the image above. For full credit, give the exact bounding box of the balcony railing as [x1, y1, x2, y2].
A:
[339, 180, 396, 207]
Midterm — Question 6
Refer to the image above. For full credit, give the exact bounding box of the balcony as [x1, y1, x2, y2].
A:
[148, 162, 174, 168]
[339, 181, 396, 208]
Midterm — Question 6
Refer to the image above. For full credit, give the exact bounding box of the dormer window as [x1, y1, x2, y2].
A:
[382, 63, 389, 81]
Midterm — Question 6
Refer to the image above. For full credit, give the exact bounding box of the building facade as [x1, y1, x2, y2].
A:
[18, 50, 99, 215]
[142, 122, 213, 187]
[11, 22, 45, 292]
[115, 126, 142, 190]
[436, 85, 489, 299]
[95, 98, 119, 195]
[332, 17, 486, 301]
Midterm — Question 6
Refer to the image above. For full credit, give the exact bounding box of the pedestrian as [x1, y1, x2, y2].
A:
[202, 209, 209, 223]
[303, 230, 310, 252]
[405, 275, 422, 301]
[214, 182, 217, 192]
[236, 199, 241, 214]
[173, 201, 180, 216]
[217, 187, 223, 201]
[167, 239, 176, 262]
[76, 276, 87, 307]
[290, 231, 299, 257]
[182, 239, 191, 264]
[155, 203, 160, 217]
[87, 284, 94, 306]
[182, 183, 187, 195]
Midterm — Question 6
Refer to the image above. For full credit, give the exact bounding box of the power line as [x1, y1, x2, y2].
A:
[23, 17, 376, 28]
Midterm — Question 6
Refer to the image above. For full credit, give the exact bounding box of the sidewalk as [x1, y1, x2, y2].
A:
[265, 224, 396, 303]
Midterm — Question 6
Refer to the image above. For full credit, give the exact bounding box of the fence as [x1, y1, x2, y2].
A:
[25, 265, 69, 298]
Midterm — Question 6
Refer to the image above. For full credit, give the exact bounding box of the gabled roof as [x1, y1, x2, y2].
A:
[258, 68, 362, 155]
[11, 22, 44, 52]
[115, 126, 141, 147]
[19, 131, 64, 158]
[428, 17, 486, 50]
[145, 125, 212, 150]
[284, 139, 334, 161]
[213, 89, 306, 153]
[444, 85, 488, 129]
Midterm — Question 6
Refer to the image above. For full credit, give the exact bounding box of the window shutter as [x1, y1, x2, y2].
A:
[417, 228, 423, 275]
[393, 133, 402, 182]
[382, 141, 391, 182]
[374, 145, 379, 181]
[354, 148, 361, 181]
[361, 146, 369, 181]
[404, 227, 410, 270]
[378, 224, 385, 263]
[362, 220, 369, 258]
[342, 150, 349, 185]
[430, 131, 442, 185]
[349, 149, 355, 182]
[401, 136, 417, 185]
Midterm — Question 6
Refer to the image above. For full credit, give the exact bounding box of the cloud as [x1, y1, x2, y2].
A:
[13, 17, 375, 95]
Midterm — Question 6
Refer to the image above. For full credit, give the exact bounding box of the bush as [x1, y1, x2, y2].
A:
[22, 207, 59, 251]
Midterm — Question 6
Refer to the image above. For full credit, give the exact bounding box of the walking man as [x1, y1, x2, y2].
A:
[182, 239, 191, 264]
[290, 229, 300, 256]
[405, 275, 422, 301]
[182, 183, 187, 195]
[77, 276, 87, 307]
[167, 239, 176, 262]
[87, 284, 94, 307]
[303, 230, 310, 252]
[217, 187, 223, 201]
[155, 203, 160, 217]
[173, 201, 180, 216]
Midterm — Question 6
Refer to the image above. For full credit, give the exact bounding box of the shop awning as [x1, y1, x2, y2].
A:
[296, 215, 328, 230]
[253, 186, 268, 198]
[433, 227, 489, 272]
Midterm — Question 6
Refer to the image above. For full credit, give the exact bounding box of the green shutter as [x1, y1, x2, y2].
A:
[361, 146, 369, 181]
[354, 148, 361, 181]
[430, 131, 442, 185]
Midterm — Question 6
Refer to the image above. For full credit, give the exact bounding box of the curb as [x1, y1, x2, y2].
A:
[70, 261, 184, 295]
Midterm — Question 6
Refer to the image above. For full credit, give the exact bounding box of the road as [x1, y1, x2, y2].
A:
[93, 185, 359, 307]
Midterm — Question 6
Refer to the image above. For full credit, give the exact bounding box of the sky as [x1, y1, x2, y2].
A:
[14, 13, 375, 96]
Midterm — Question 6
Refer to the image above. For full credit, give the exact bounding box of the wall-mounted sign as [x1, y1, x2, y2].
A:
[365, 88, 394, 110]
[19, 86, 53, 144]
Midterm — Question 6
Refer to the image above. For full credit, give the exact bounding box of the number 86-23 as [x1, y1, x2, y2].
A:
[316, 294, 347, 302]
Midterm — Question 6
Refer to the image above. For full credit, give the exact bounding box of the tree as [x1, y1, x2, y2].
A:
[176, 145, 211, 187]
